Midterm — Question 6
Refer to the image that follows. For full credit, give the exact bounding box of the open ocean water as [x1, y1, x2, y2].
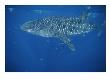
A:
[5, 5, 106, 72]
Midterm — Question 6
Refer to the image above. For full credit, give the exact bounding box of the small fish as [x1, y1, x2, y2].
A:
[32, 10, 53, 14]
[21, 15, 96, 51]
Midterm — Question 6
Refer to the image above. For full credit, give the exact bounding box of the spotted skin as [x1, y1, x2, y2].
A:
[21, 16, 96, 51]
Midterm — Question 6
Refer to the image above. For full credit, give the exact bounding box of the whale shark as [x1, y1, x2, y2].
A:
[21, 14, 96, 51]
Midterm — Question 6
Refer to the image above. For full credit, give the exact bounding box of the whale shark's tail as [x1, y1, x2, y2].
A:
[80, 6, 106, 37]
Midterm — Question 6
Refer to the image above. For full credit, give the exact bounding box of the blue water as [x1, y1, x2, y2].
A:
[5, 5, 106, 72]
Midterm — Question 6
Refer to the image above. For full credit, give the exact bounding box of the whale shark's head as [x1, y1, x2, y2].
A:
[21, 20, 41, 33]
[21, 20, 54, 37]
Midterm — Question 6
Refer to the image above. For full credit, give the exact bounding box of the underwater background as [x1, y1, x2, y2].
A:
[5, 5, 106, 72]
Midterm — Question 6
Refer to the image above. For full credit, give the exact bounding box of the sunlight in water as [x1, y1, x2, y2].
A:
[8, 8, 14, 12]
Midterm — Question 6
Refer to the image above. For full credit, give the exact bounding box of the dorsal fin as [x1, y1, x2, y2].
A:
[80, 6, 92, 23]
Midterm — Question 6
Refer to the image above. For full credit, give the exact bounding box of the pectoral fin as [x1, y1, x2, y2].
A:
[58, 35, 75, 51]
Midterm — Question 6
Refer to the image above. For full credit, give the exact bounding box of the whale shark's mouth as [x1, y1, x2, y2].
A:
[36, 29, 53, 37]
[27, 29, 33, 32]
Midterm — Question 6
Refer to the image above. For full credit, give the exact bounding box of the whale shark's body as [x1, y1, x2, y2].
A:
[21, 16, 96, 51]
